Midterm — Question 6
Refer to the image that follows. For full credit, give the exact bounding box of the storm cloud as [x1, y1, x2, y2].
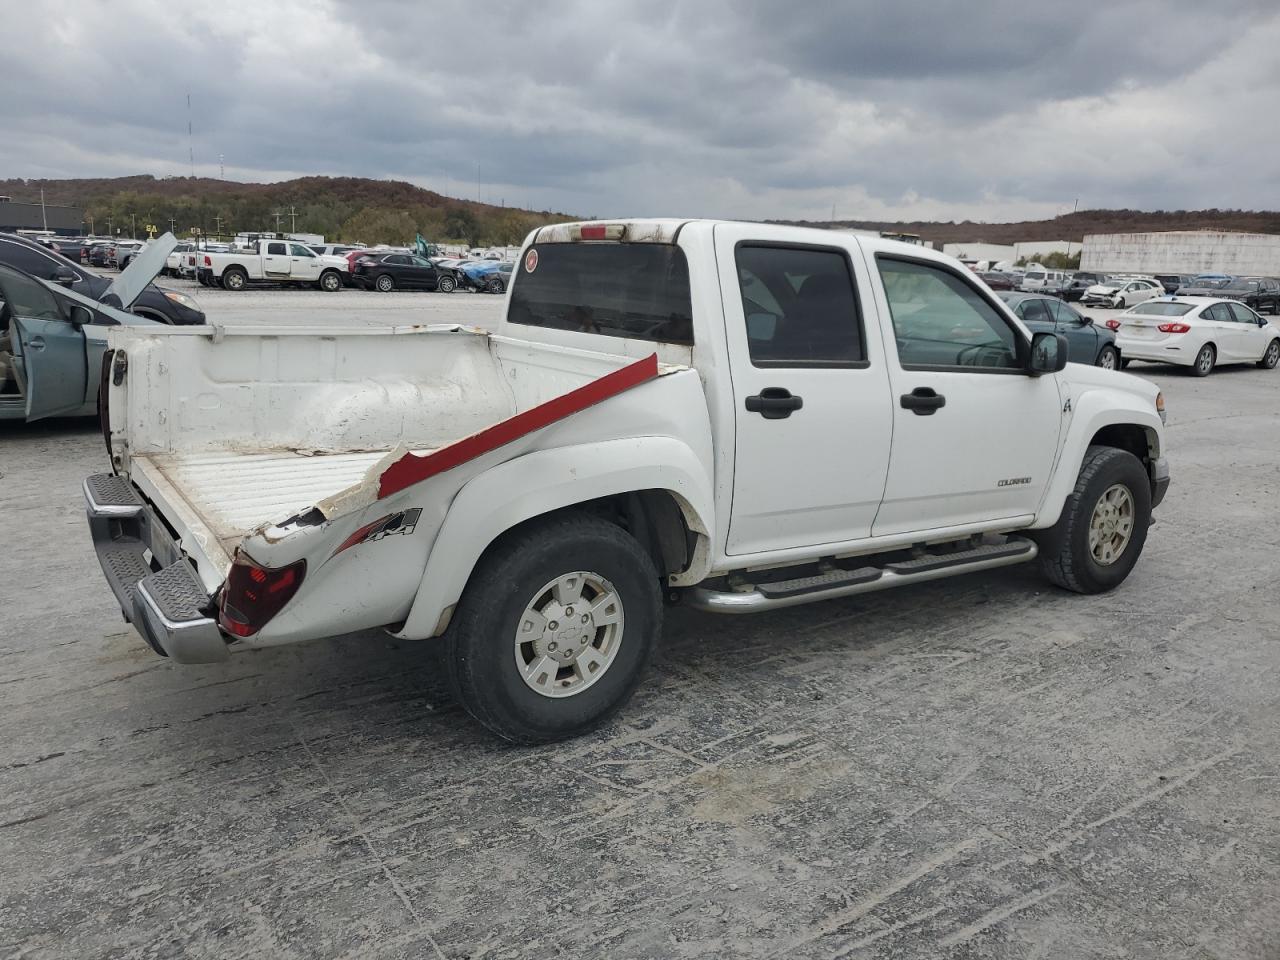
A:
[3, 0, 1278, 220]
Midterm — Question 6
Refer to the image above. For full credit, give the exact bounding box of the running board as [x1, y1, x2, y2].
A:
[687, 538, 1037, 613]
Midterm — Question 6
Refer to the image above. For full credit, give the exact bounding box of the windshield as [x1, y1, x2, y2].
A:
[508, 243, 693, 346]
[1224, 281, 1260, 292]
[1129, 302, 1194, 317]
[1192, 278, 1231, 288]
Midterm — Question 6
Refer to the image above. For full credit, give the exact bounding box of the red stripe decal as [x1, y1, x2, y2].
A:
[377, 353, 660, 500]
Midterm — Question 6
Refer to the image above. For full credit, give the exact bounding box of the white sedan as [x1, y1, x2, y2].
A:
[1111, 297, 1280, 376]
[1082, 278, 1163, 309]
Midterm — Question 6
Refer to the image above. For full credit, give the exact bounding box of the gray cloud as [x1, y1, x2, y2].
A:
[2, 0, 1278, 221]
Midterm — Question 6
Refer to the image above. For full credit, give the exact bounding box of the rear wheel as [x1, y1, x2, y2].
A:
[1036, 445, 1152, 594]
[1096, 345, 1119, 370]
[1258, 338, 1280, 370]
[375, 274, 394, 292]
[1192, 343, 1215, 377]
[222, 268, 247, 292]
[446, 513, 661, 743]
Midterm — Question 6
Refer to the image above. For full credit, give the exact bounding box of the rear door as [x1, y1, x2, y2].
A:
[0, 269, 87, 419]
[714, 223, 894, 555]
[866, 252, 1063, 536]
[263, 241, 291, 277]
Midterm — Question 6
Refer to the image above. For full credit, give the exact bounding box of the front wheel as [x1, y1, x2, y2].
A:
[486, 277, 506, 295]
[318, 270, 342, 292]
[1096, 345, 1120, 370]
[446, 513, 661, 743]
[1192, 343, 1215, 377]
[1036, 445, 1152, 594]
[437, 274, 456, 293]
[1114, 296, 1126, 309]
[1258, 338, 1280, 370]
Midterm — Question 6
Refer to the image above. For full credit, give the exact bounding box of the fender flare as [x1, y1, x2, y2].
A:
[1033, 392, 1163, 530]
[393, 436, 714, 640]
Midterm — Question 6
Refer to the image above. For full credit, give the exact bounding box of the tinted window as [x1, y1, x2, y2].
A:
[0, 239, 59, 278]
[1026, 271, 1045, 281]
[508, 243, 693, 346]
[386, 255, 410, 265]
[1049, 300, 1081, 323]
[0, 265, 65, 321]
[1228, 302, 1259, 323]
[734, 245, 864, 366]
[878, 258, 1020, 370]
[1204, 304, 1233, 322]
[1020, 298, 1053, 323]
[409, 256, 434, 268]
[267, 242, 287, 255]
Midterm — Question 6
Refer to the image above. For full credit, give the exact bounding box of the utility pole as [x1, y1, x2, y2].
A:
[187, 92, 195, 178]
[273, 210, 284, 233]
[168, 215, 177, 234]
[289, 205, 297, 233]
[130, 213, 136, 238]
[88, 214, 94, 235]
[40, 188, 47, 230]
[214, 215, 223, 236]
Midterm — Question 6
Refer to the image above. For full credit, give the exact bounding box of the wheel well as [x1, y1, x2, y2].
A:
[485, 491, 694, 579]
[1090, 423, 1156, 463]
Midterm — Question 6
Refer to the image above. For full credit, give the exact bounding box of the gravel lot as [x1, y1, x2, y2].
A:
[3, 286, 1280, 958]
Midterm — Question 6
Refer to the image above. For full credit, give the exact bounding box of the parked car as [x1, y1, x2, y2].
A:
[1111, 297, 1280, 376]
[459, 260, 514, 294]
[165, 242, 195, 277]
[308, 244, 365, 258]
[85, 219, 1169, 743]
[87, 242, 114, 267]
[0, 232, 205, 325]
[1152, 274, 1196, 294]
[351, 252, 457, 292]
[1081, 278, 1162, 309]
[112, 241, 145, 270]
[187, 242, 230, 282]
[978, 271, 1014, 290]
[1210, 277, 1280, 315]
[1019, 269, 1070, 295]
[1060, 277, 1098, 302]
[0, 239, 177, 421]
[197, 240, 349, 291]
[997, 293, 1120, 368]
[1174, 277, 1233, 297]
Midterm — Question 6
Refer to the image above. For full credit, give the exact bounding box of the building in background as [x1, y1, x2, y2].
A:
[0, 197, 83, 236]
[941, 241, 1016, 264]
[1081, 230, 1280, 275]
[1014, 240, 1073, 261]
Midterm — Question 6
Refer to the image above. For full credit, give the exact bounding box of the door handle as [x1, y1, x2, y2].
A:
[900, 387, 945, 415]
[745, 387, 803, 419]
[28, 336, 45, 351]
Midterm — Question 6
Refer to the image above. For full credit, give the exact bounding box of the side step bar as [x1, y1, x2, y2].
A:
[688, 538, 1037, 614]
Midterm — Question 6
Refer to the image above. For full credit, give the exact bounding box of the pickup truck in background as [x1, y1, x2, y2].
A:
[85, 220, 1170, 742]
[196, 239, 349, 291]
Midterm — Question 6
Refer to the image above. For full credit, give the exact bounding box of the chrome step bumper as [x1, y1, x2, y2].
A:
[688, 538, 1037, 613]
[85, 472, 230, 663]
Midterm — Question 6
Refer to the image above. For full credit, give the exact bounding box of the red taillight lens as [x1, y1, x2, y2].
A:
[203, 255, 211, 266]
[1157, 322, 1191, 333]
[1106, 319, 1121, 331]
[219, 557, 306, 638]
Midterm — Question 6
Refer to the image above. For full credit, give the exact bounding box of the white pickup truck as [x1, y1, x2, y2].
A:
[196, 239, 348, 291]
[85, 219, 1170, 742]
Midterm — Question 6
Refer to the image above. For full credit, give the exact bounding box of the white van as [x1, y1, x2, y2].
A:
[1021, 269, 1068, 294]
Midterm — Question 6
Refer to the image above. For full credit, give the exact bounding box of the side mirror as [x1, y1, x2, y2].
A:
[67, 304, 94, 327]
[1079, 315, 1093, 326]
[1028, 331, 1069, 375]
[53, 267, 77, 287]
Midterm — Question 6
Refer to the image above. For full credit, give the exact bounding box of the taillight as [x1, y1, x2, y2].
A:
[573, 223, 625, 241]
[219, 557, 306, 637]
[1157, 322, 1191, 333]
[1106, 319, 1121, 331]
[203, 255, 211, 266]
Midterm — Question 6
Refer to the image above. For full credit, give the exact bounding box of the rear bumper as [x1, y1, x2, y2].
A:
[84, 473, 230, 663]
[1113, 339, 1192, 365]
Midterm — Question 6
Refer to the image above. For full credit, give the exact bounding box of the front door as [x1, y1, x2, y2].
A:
[289, 243, 321, 281]
[715, 223, 894, 556]
[11, 314, 87, 420]
[263, 241, 292, 277]
[865, 253, 1063, 536]
[1049, 299, 1100, 364]
[1226, 301, 1268, 360]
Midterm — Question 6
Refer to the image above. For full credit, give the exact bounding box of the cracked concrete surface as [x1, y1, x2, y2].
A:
[2, 322, 1280, 957]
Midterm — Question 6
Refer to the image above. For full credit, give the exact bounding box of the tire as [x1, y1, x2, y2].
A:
[437, 274, 456, 293]
[446, 513, 662, 743]
[375, 274, 394, 292]
[318, 270, 342, 292]
[1114, 296, 1126, 309]
[222, 268, 247, 292]
[1191, 343, 1215, 377]
[1036, 445, 1152, 594]
[486, 278, 506, 295]
[1096, 345, 1120, 370]
[1258, 338, 1280, 370]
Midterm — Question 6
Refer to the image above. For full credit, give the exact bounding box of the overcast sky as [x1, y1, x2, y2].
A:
[4, 0, 1279, 222]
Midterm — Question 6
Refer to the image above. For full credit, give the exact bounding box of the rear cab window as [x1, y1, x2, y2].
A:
[508, 243, 693, 346]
